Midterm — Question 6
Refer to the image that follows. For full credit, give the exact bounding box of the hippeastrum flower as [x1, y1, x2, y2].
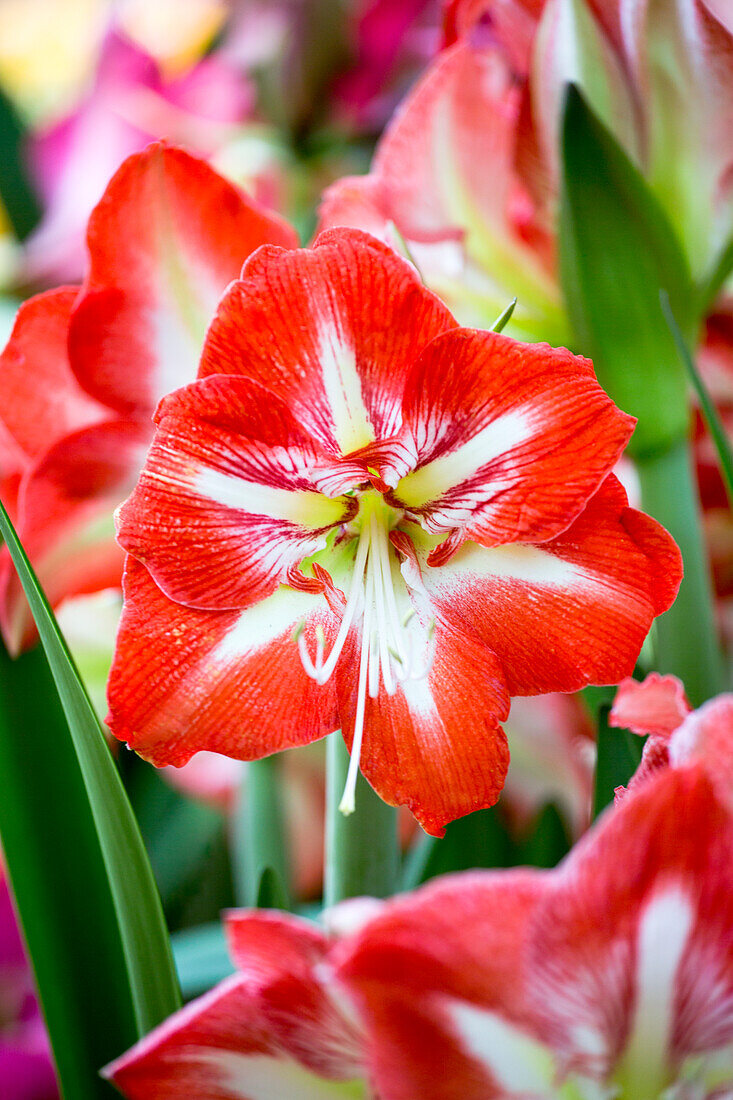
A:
[336, 760, 733, 1099]
[611, 672, 733, 806]
[0, 142, 297, 653]
[104, 907, 371, 1099]
[320, 0, 733, 333]
[107, 226, 680, 834]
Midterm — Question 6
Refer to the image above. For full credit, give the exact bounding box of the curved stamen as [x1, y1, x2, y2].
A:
[339, 547, 375, 816]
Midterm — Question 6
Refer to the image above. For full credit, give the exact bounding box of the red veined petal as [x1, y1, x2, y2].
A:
[106, 558, 339, 767]
[116, 375, 355, 611]
[610, 673, 691, 738]
[335, 870, 550, 1100]
[393, 329, 635, 545]
[224, 912, 365, 1079]
[105, 912, 364, 1099]
[333, 538, 510, 836]
[0, 419, 149, 654]
[527, 767, 733, 1086]
[0, 288, 107, 464]
[419, 475, 681, 696]
[68, 144, 298, 418]
[198, 227, 457, 456]
[668, 695, 733, 809]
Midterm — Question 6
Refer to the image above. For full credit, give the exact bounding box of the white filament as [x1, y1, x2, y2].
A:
[297, 512, 437, 815]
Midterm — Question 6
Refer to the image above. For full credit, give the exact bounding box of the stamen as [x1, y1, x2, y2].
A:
[339, 548, 375, 816]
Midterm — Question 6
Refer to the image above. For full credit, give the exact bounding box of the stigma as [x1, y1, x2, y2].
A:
[295, 492, 436, 816]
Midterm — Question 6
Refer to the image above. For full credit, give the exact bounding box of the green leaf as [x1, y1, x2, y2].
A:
[0, 500, 180, 1092]
[661, 291, 733, 510]
[232, 756, 291, 909]
[560, 85, 692, 458]
[255, 866, 290, 910]
[0, 86, 42, 239]
[592, 705, 644, 817]
[401, 806, 516, 890]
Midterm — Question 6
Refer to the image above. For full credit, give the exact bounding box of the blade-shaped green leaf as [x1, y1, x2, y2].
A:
[560, 85, 692, 458]
[661, 290, 733, 509]
[0, 643, 133, 1098]
[0, 501, 180, 1087]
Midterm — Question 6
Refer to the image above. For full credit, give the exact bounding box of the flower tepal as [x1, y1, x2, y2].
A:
[108, 227, 681, 835]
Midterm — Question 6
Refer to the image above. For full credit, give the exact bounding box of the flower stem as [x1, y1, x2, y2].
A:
[233, 757, 291, 909]
[637, 437, 726, 705]
[324, 732, 399, 907]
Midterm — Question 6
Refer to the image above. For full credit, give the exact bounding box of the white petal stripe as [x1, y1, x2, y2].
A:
[397, 407, 532, 507]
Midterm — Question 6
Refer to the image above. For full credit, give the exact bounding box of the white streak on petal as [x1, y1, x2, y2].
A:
[449, 1000, 558, 1093]
[616, 887, 695, 1098]
[449, 541, 588, 588]
[213, 588, 321, 664]
[191, 466, 345, 526]
[317, 325, 374, 454]
[193, 1050, 365, 1099]
[398, 408, 532, 507]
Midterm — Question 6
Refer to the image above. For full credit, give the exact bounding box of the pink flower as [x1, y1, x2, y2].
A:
[0, 143, 297, 652]
[106, 226, 680, 833]
[23, 30, 252, 284]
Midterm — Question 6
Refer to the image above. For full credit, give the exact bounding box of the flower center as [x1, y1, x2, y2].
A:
[296, 490, 436, 815]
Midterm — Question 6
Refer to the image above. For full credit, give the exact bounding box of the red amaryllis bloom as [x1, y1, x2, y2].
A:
[611, 672, 733, 806]
[337, 762, 733, 1098]
[107, 226, 680, 834]
[104, 908, 370, 1099]
[0, 142, 296, 652]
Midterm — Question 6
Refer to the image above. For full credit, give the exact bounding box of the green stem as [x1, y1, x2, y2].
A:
[324, 732, 399, 907]
[232, 757, 291, 908]
[637, 437, 726, 705]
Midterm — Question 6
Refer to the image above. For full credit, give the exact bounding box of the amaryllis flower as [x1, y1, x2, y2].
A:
[0, 143, 296, 653]
[336, 758, 733, 1098]
[320, 0, 733, 334]
[107, 226, 680, 834]
[104, 907, 370, 1099]
[611, 672, 733, 806]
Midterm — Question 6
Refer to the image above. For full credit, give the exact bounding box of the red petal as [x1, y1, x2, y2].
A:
[0, 420, 149, 654]
[669, 695, 733, 809]
[198, 227, 456, 456]
[224, 912, 364, 1078]
[0, 288, 107, 464]
[419, 475, 682, 696]
[527, 767, 733, 1079]
[68, 144, 298, 417]
[116, 375, 355, 611]
[610, 673, 691, 737]
[106, 911, 363, 1098]
[394, 329, 635, 545]
[336, 611, 511, 837]
[106, 558, 339, 766]
[335, 869, 549, 1100]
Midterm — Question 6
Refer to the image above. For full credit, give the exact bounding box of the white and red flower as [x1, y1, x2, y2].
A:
[0, 142, 296, 653]
[106, 225, 680, 834]
[106, 702, 733, 1099]
[104, 908, 369, 1100]
[320, 0, 733, 332]
[336, 755, 733, 1099]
